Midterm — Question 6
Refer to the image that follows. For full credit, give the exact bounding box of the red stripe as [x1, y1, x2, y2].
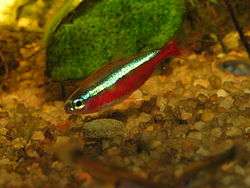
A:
[85, 41, 179, 112]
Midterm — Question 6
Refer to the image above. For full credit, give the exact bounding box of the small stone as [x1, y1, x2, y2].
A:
[217, 53, 226, 59]
[234, 165, 245, 175]
[196, 147, 210, 156]
[245, 176, 250, 186]
[211, 128, 222, 137]
[0, 158, 11, 166]
[18, 61, 30, 72]
[150, 140, 162, 149]
[156, 97, 168, 112]
[222, 161, 235, 172]
[187, 131, 202, 140]
[223, 81, 238, 93]
[0, 128, 8, 136]
[12, 138, 26, 149]
[26, 149, 39, 158]
[31, 131, 45, 141]
[209, 75, 222, 89]
[188, 54, 197, 60]
[52, 161, 64, 171]
[201, 110, 215, 122]
[55, 136, 70, 146]
[197, 93, 209, 103]
[219, 96, 234, 109]
[0, 111, 9, 118]
[181, 112, 192, 120]
[243, 89, 250, 94]
[106, 146, 120, 156]
[223, 32, 240, 50]
[193, 121, 206, 131]
[241, 80, 250, 89]
[19, 60, 30, 69]
[145, 126, 154, 132]
[217, 89, 229, 97]
[20, 72, 33, 80]
[245, 127, 250, 134]
[137, 112, 152, 124]
[246, 142, 250, 152]
[226, 127, 242, 137]
[193, 79, 209, 88]
[83, 119, 125, 139]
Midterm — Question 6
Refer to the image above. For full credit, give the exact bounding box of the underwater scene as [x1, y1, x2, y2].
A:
[0, 0, 250, 187]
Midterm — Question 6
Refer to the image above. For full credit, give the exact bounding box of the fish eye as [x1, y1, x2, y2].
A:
[73, 99, 85, 110]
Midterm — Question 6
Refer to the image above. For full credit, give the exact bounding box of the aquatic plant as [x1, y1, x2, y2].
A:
[45, 0, 184, 81]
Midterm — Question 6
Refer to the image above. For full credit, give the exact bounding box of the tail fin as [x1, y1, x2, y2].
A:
[152, 40, 180, 65]
[160, 40, 180, 58]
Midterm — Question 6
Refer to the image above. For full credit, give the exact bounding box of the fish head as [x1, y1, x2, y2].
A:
[64, 89, 89, 114]
[64, 97, 87, 114]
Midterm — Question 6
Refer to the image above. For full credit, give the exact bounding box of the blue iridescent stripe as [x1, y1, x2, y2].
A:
[80, 50, 159, 100]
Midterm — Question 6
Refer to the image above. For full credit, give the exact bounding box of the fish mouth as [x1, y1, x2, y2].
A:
[64, 100, 75, 114]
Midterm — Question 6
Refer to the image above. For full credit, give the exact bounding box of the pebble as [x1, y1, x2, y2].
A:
[217, 89, 229, 97]
[209, 75, 222, 89]
[156, 96, 168, 112]
[246, 142, 250, 152]
[234, 165, 245, 176]
[26, 149, 39, 158]
[12, 138, 26, 149]
[106, 146, 120, 156]
[18, 60, 30, 70]
[217, 53, 226, 59]
[193, 121, 206, 131]
[0, 128, 8, 136]
[193, 79, 209, 88]
[187, 131, 202, 140]
[55, 136, 70, 146]
[244, 176, 250, 186]
[51, 161, 64, 171]
[245, 127, 250, 134]
[150, 140, 162, 149]
[211, 127, 222, 137]
[0, 158, 11, 166]
[83, 119, 125, 139]
[136, 112, 152, 125]
[240, 80, 250, 89]
[201, 110, 215, 122]
[219, 97, 234, 109]
[225, 127, 242, 137]
[20, 72, 33, 80]
[197, 93, 209, 103]
[181, 112, 193, 120]
[223, 32, 240, 50]
[220, 59, 250, 76]
[188, 54, 197, 60]
[31, 131, 45, 141]
[145, 126, 154, 132]
[223, 81, 238, 93]
[196, 147, 210, 156]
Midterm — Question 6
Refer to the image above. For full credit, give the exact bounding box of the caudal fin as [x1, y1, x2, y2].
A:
[151, 40, 180, 66]
[159, 40, 181, 58]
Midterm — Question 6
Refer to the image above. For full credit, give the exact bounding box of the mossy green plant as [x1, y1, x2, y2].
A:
[46, 0, 184, 81]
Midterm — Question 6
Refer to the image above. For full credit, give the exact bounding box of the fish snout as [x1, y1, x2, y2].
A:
[64, 100, 75, 114]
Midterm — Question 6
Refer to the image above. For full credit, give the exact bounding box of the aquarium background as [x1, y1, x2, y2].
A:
[0, 0, 250, 188]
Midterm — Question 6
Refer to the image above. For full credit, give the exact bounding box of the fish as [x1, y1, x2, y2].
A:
[65, 40, 180, 114]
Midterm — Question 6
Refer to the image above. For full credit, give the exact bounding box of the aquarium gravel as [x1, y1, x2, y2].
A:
[0, 27, 250, 187]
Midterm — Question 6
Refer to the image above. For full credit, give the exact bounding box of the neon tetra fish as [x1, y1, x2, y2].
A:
[65, 41, 180, 114]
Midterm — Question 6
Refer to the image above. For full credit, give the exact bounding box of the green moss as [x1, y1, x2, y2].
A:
[46, 0, 184, 81]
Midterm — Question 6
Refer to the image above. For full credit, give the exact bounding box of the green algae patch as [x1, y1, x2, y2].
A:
[46, 0, 184, 81]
